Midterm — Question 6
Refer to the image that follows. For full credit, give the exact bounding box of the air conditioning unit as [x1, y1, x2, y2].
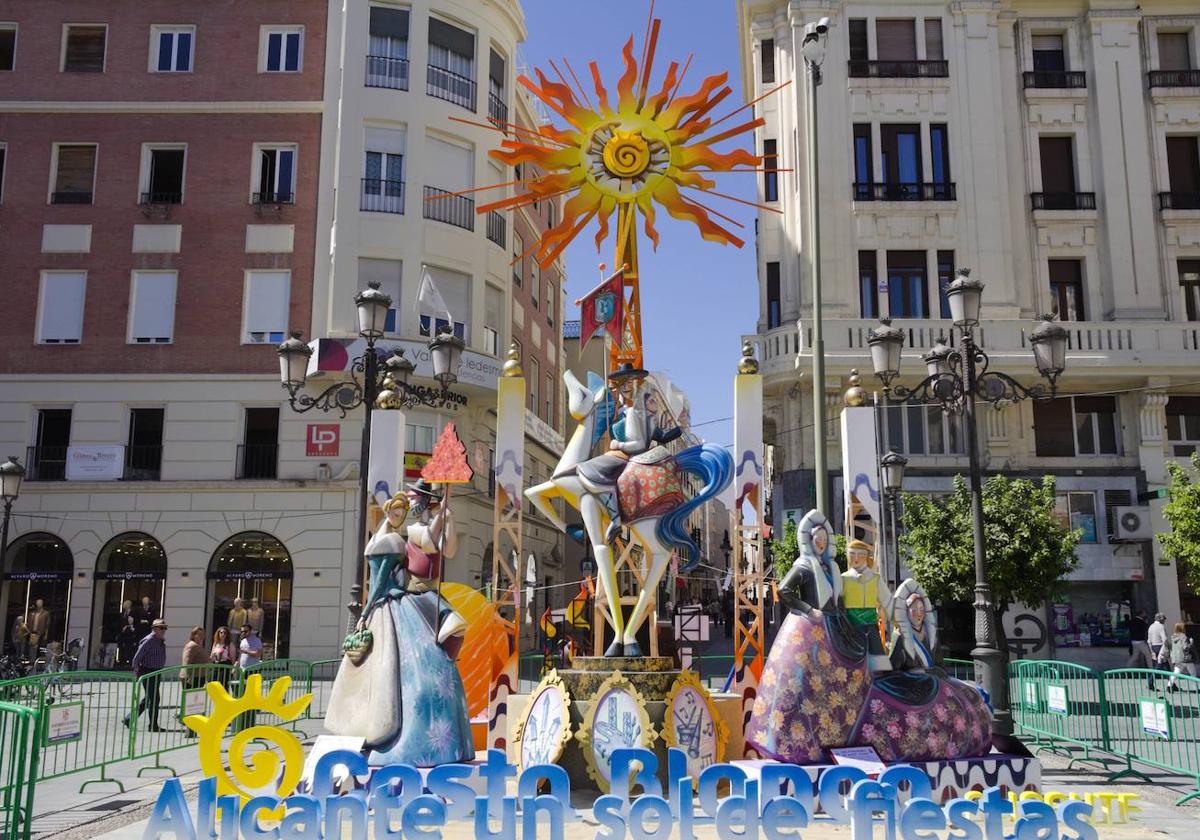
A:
[1114, 506, 1152, 541]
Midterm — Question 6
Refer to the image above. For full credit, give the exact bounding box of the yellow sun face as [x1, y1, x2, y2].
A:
[478, 31, 765, 267]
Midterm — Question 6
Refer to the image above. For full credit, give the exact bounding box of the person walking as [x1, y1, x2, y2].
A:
[1168, 623, 1197, 691]
[1148, 612, 1168, 688]
[181, 627, 209, 738]
[238, 624, 262, 670]
[124, 618, 168, 732]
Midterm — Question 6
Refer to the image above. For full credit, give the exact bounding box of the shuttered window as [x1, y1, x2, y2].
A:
[924, 19, 943, 61]
[425, 135, 473, 192]
[128, 271, 178, 344]
[1033, 398, 1075, 457]
[429, 17, 474, 73]
[876, 20, 917, 61]
[1031, 34, 1066, 72]
[1166, 136, 1200, 193]
[38, 272, 87, 344]
[485, 284, 503, 356]
[63, 25, 106, 72]
[1158, 32, 1192, 71]
[370, 6, 409, 40]
[1038, 136, 1076, 193]
[53, 144, 97, 203]
[242, 270, 291, 344]
[760, 39, 775, 84]
[1104, 489, 1132, 540]
[1075, 396, 1119, 455]
[359, 259, 401, 333]
[848, 19, 869, 61]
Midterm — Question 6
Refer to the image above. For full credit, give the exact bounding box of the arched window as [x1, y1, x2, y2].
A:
[206, 532, 293, 660]
[89, 533, 168, 668]
[3, 533, 74, 658]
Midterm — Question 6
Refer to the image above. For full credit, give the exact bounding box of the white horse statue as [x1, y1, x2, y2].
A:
[526, 370, 732, 656]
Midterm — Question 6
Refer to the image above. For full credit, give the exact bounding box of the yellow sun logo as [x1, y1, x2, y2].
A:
[184, 674, 311, 806]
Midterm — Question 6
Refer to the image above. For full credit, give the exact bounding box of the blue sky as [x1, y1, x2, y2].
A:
[519, 0, 760, 448]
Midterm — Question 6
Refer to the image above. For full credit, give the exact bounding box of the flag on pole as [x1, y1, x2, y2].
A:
[417, 266, 454, 326]
[576, 266, 625, 349]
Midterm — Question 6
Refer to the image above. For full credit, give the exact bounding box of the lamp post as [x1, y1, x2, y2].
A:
[277, 281, 465, 560]
[865, 269, 1068, 739]
[0, 456, 25, 568]
[801, 16, 831, 518]
[879, 450, 907, 586]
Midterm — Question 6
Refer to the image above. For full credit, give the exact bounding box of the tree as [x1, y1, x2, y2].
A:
[769, 519, 845, 580]
[899, 474, 1080, 656]
[1159, 454, 1200, 596]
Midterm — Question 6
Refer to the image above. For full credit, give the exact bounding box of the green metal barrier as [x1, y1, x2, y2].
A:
[0, 702, 38, 840]
[307, 659, 340, 721]
[242, 659, 315, 737]
[1010, 659, 1109, 768]
[1100, 668, 1200, 805]
[942, 658, 976, 684]
[693, 655, 734, 689]
[30, 670, 137, 793]
[129, 664, 238, 779]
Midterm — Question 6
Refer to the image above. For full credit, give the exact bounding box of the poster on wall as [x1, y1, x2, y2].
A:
[65, 446, 124, 481]
[305, 424, 339, 457]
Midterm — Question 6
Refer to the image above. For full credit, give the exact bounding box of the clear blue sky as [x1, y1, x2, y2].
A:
[520, 0, 760, 448]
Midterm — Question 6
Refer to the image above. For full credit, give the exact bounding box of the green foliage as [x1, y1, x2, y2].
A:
[769, 519, 846, 579]
[1159, 454, 1200, 596]
[899, 474, 1080, 615]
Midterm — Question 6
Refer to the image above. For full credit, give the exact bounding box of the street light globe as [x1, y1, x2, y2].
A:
[866, 319, 905, 383]
[277, 331, 313, 393]
[1, 456, 25, 502]
[429, 326, 465, 388]
[880, 450, 907, 494]
[923, 340, 952, 378]
[384, 348, 415, 387]
[1030, 315, 1069, 381]
[354, 280, 393, 340]
[945, 268, 984, 328]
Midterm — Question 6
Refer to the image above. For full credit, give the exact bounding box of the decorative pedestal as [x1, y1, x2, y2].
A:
[558, 656, 679, 700]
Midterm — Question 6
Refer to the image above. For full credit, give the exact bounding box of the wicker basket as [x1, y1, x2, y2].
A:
[342, 628, 374, 665]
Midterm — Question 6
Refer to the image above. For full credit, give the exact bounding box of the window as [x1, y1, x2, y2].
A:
[32, 409, 72, 481]
[362, 126, 405, 213]
[126, 408, 164, 480]
[1031, 33, 1066, 72]
[406, 423, 435, 454]
[1166, 136, 1200, 196]
[763, 139, 778, 202]
[367, 6, 409, 89]
[546, 280, 554, 326]
[513, 231, 524, 286]
[359, 259, 401, 333]
[880, 125, 921, 197]
[529, 358, 539, 413]
[883, 404, 962, 455]
[0, 144, 6, 203]
[886, 251, 928, 318]
[141, 146, 185, 204]
[62, 25, 106, 72]
[262, 27, 303, 73]
[242, 270, 290, 344]
[428, 18, 476, 110]
[1158, 31, 1193, 71]
[51, 144, 97, 204]
[1054, 492, 1098, 543]
[423, 134, 474, 228]
[930, 124, 950, 188]
[760, 39, 775, 84]
[1034, 397, 1120, 456]
[253, 145, 296, 204]
[0, 24, 16, 71]
[1048, 259, 1085, 321]
[1167, 396, 1200, 456]
[488, 48, 507, 125]
[484, 285, 502, 356]
[936, 251, 954, 319]
[37, 271, 86, 344]
[876, 20, 917, 61]
[545, 374, 554, 423]
[1180, 260, 1200, 322]
[240, 408, 279, 480]
[128, 271, 177, 343]
[531, 259, 539, 309]
[766, 262, 781, 328]
[852, 124, 872, 193]
[417, 265, 470, 339]
[924, 19, 943, 61]
[1038, 136, 1077, 201]
[151, 26, 193, 72]
[848, 19, 869, 62]
[858, 251, 878, 318]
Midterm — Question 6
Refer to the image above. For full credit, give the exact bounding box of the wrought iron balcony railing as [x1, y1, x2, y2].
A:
[1147, 69, 1200, 88]
[848, 60, 949, 79]
[365, 55, 409, 90]
[1023, 71, 1087, 89]
[24, 446, 68, 481]
[423, 185, 474, 231]
[427, 64, 476, 111]
[853, 182, 956, 201]
[486, 210, 506, 247]
[1031, 192, 1096, 211]
[50, 191, 92, 205]
[1159, 191, 1200, 210]
[237, 444, 278, 480]
[360, 178, 405, 214]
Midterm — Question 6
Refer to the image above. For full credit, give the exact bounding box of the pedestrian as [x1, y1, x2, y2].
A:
[124, 618, 168, 732]
[116, 615, 139, 667]
[210, 626, 235, 666]
[1149, 612, 1168, 687]
[181, 627, 209, 688]
[1168, 623, 1197, 691]
[238, 623, 263, 670]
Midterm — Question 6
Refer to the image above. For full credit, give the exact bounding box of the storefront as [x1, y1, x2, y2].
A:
[88, 533, 168, 668]
[205, 532, 292, 659]
[2, 532, 74, 659]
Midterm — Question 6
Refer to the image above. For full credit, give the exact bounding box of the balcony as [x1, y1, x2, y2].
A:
[139, 191, 182, 206]
[50, 191, 92, 205]
[237, 444, 278, 480]
[25, 446, 67, 482]
[427, 64, 476, 111]
[366, 55, 409, 90]
[853, 182, 956, 201]
[1159, 192, 1200, 211]
[1031, 192, 1096, 211]
[1147, 69, 1200, 88]
[361, 178, 405, 214]
[487, 91, 508, 129]
[423, 185, 474, 231]
[252, 191, 295, 206]
[1023, 71, 1087, 89]
[486, 209, 506, 247]
[848, 60, 948, 79]
[123, 445, 163, 481]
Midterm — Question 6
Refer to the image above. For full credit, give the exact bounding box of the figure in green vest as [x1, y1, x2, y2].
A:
[840, 539, 892, 671]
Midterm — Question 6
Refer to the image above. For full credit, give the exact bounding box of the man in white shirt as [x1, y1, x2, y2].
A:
[238, 624, 263, 669]
[1148, 612, 1168, 688]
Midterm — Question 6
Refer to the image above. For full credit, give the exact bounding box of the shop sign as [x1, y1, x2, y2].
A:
[4, 570, 72, 581]
[206, 570, 290, 581]
[94, 570, 164, 581]
[65, 445, 124, 481]
[1139, 697, 1171, 739]
[306, 424, 340, 457]
[409, 384, 468, 407]
[43, 700, 84, 746]
[1046, 683, 1069, 715]
[181, 688, 209, 722]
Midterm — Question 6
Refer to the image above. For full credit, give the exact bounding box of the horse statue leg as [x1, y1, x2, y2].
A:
[580, 492, 625, 656]
[620, 519, 669, 658]
[525, 479, 568, 532]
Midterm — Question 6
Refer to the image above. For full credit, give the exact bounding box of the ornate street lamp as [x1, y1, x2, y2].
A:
[879, 450, 908, 587]
[0, 456, 25, 570]
[429, 326, 465, 388]
[865, 270, 1067, 742]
